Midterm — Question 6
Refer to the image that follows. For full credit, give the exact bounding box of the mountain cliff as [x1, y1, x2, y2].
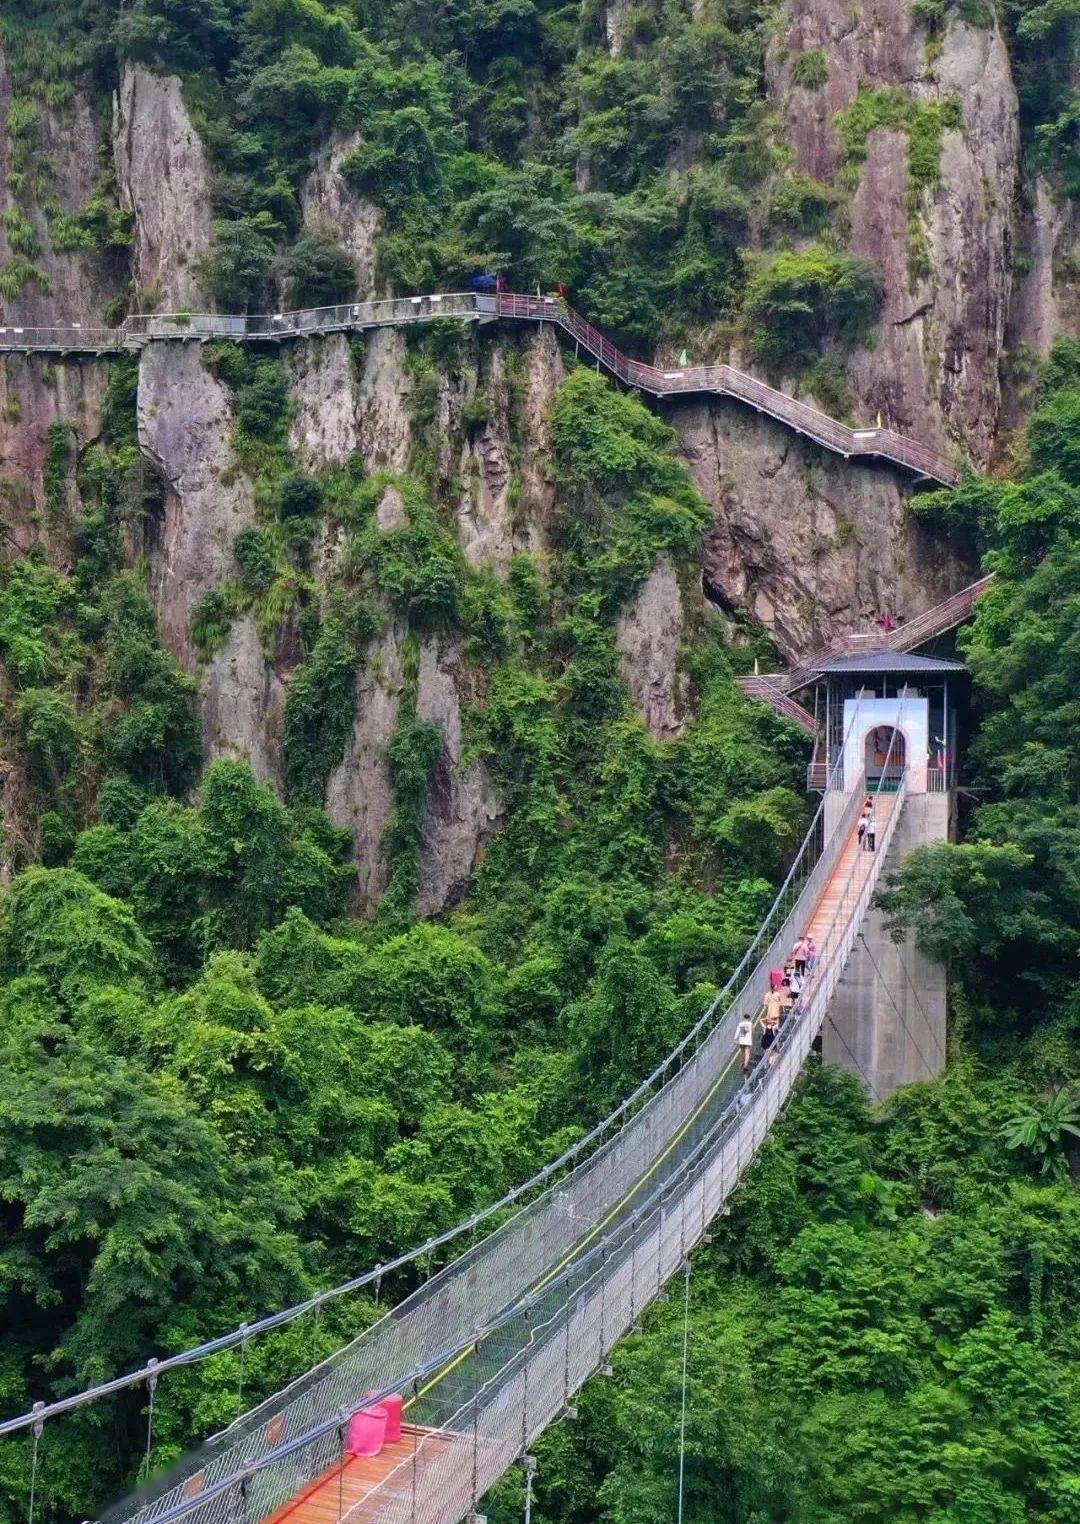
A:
[0, 0, 1074, 902]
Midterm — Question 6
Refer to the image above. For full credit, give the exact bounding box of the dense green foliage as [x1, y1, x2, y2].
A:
[0, 0, 1077, 1519]
[0, 357, 811, 1523]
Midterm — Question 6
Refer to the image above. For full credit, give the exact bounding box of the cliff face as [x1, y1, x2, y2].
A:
[113, 64, 214, 311]
[674, 400, 964, 657]
[768, 4, 1018, 466]
[0, 51, 124, 328]
[0, 39, 1071, 908]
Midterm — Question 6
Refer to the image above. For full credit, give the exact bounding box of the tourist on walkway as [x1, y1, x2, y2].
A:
[858, 797, 873, 849]
[805, 935, 817, 970]
[793, 936, 809, 975]
[769, 965, 786, 992]
[735, 1014, 754, 1075]
[764, 983, 785, 1027]
[761, 1013, 780, 1064]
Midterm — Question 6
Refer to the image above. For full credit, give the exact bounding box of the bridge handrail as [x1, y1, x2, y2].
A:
[737, 675, 818, 735]
[770, 572, 994, 694]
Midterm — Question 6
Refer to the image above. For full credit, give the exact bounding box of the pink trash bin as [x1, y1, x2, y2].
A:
[345, 1404, 387, 1457]
[380, 1393, 404, 1444]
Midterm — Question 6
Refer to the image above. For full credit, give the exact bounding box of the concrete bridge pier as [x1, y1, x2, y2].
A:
[822, 791, 951, 1097]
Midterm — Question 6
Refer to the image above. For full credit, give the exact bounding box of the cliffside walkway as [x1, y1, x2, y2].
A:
[736, 573, 994, 735]
[3, 734, 909, 1524]
[0, 291, 958, 485]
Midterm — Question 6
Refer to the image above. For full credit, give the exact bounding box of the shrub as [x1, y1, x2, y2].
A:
[770, 173, 837, 236]
[743, 245, 881, 367]
[278, 471, 324, 519]
[791, 47, 828, 89]
[199, 215, 277, 311]
[274, 226, 356, 308]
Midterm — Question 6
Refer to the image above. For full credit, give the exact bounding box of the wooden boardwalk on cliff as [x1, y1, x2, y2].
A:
[0, 291, 958, 486]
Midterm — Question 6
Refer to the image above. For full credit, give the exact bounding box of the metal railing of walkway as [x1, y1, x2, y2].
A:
[0, 292, 958, 485]
[746, 573, 994, 699]
[735, 570, 993, 734]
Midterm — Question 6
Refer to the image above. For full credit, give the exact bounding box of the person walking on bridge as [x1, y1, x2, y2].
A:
[764, 982, 786, 1028]
[735, 1014, 754, 1075]
[858, 797, 873, 850]
[792, 935, 809, 976]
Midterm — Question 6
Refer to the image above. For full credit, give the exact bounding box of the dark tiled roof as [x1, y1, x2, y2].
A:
[814, 650, 968, 675]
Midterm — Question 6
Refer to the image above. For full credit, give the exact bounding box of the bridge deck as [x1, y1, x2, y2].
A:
[805, 793, 898, 948]
[261, 1426, 457, 1524]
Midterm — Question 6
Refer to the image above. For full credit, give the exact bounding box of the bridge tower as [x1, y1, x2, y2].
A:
[807, 651, 966, 1098]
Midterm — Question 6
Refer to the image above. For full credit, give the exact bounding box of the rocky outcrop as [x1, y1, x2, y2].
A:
[137, 342, 287, 776]
[326, 623, 405, 911]
[289, 334, 360, 467]
[415, 637, 501, 915]
[1002, 177, 1080, 429]
[200, 615, 286, 784]
[615, 557, 688, 740]
[0, 55, 124, 327]
[300, 134, 380, 299]
[0, 358, 111, 541]
[672, 396, 974, 659]
[137, 342, 255, 668]
[326, 627, 501, 917]
[456, 329, 564, 570]
[768, 7, 1018, 465]
[113, 64, 213, 311]
[518, 329, 564, 542]
[355, 329, 412, 471]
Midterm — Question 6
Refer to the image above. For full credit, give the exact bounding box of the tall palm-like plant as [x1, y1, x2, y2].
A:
[1001, 1087, 1080, 1179]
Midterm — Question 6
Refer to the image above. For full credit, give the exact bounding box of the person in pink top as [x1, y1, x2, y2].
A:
[769, 966, 785, 991]
[792, 936, 809, 975]
[805, 935, 817, 970]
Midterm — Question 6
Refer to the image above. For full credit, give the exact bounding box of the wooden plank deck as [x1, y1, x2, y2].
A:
[261, 1426, 458, 1524]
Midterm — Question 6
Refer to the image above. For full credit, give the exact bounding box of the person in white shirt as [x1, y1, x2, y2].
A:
[735, 1014, 754, 1075]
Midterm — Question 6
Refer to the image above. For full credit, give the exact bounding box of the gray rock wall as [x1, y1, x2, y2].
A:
[0, 51, 125, 326]
[767, 4, 1018, 465]
[113, 64, 214, 311]
[672, 396, 975, 659]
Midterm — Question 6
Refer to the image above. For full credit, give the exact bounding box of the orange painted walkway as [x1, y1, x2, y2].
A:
[804, 794, 898, 949]
[261, 1426, 457, 1524]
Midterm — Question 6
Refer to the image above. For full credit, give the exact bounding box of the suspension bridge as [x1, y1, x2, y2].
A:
[0, 291, 958, 486]
[3, 712, 924, 1524]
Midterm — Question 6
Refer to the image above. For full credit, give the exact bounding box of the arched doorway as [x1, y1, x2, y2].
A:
[865, 725, 905, 787]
